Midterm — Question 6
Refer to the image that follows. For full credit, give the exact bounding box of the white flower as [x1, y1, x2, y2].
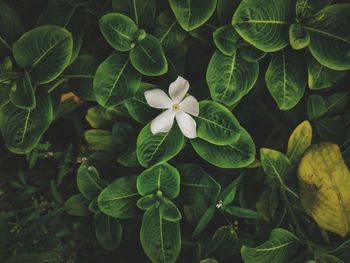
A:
[144, 76, 199, 139]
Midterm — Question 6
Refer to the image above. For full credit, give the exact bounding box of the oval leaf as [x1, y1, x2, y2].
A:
[97, 175, 138, 219]
[136, 124, 185, 168]
[232, 0, 294, 52]
[207, 50, 259, 107]
[298, 143, 350, 237]
[13, 25, 73, 84]
[64, 194, 90, 216]
[93, 51, 141, 108]
[241, 228, 299, 263]
[9, 70, 36, 110]
[196, 100, 241, 145]
[137, 163, 180, 199]
[77, 164, 105, 200]
[0, 0, 23, 51]
[191, 127, 256, 168]
[178, 163, 221, 205]
[94, 212, 122, 250]
[154, 11, 186, 51]
[99, 13, 137, 52]
[141, 206, 181, 263]
[287, 120, 312, 164]
[265, 49, 306, 110]
[305, 4, 350, 70]
[169, 0, 217, 31]
[0, 89, 53, 154]
[130, 34, 168, 76]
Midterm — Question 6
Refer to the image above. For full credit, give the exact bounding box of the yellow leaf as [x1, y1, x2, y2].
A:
[287, 120, 312, 164]
[298, 143, 350, 237]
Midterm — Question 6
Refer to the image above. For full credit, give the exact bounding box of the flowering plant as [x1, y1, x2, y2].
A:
[1, 0, 350, 262]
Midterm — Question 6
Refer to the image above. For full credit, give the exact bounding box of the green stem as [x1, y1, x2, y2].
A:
[48, 78, 67, 93]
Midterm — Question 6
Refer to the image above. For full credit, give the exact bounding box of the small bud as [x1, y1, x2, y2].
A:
[133, 29, 146, 44]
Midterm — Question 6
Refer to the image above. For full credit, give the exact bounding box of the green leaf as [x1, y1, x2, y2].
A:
[206, 50, 259, 107]
[296, 0, 332, 19]
[260, 148, 292, 187]
[137, 163, 180, 199]
[307, 95, 325, 120]
[13, 25, 73, 84]
[217, 0, 240, 24]
[196, 100, 241, 145]
[307, 54, 346, 90]
[88, 198, 99, 212]
[38, 0, 88, 62]
[112, 122, 134, 145]
[241, 228, 299, 263]
[256, 186, 279, 222]
[94, 212, 122, 250]
[0, 0, 23, 50]
[213, 25, 241, 56]
[191, 127, 256, 168]
[232, 0, 294, 52]
[84, 130, 117, 152]
[9, 71, 35, 110]
[315, 118, 345, 144]
[93, 51, 141, 108]
[130, 34, 168, 76]
[240, 44, 267, 62]
[136, 124, 185, 168]
[99, 13, 137, 52]
[0, 89, 53, 154]
[289, 23, 310, 50]
[323, 92, 349, 117]
[178, 163, 221, 205]
[112, 0, 156, 28]
[168, 0, 217, 31]
[65, 55, 98, 101]
[141, 206, 181, 263]
[193, 205, 215, 236]
[222, 186, 237, 206]
[137, 194, 156, 210]
[85, 107, 113, 129]
[118, 149, 140, 168]
[316, 254, 344, 263]
[125, 83, 160, 124]
[200, 259, 219, 263]
[265, 49, 306, 110]
[304, 4, 350, 70]
[159, 197, 182, 221]
[154, 11, 186, 51]
[223, 206, 261, 219]
[97, 175, 138, 219]
[65, 194, 90, 216]
[287, 120, 313, 164]
[210, 225, 239, 259]
[77, 164, 105, 200]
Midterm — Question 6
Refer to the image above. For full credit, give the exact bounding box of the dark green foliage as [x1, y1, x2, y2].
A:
[1, 0, 350, 263]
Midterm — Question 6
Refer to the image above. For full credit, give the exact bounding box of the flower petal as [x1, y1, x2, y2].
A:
[176, 111, 197, 139]
[151, 109, 176, 134]
[144, 89, 172, 109]
[179, 95, 199, 116]
[169, 76, 189, 103]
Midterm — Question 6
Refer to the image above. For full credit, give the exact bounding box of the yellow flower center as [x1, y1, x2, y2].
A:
[172, 103, 180, 111]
